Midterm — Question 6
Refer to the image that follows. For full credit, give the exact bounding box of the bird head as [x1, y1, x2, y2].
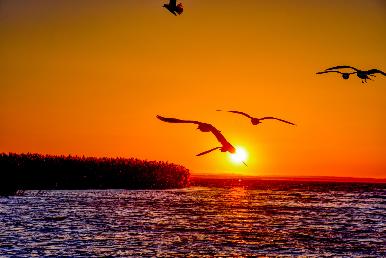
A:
[176, 3, 184, 14]
[251, 118, 260, 125]
[342, 73, 350, 79]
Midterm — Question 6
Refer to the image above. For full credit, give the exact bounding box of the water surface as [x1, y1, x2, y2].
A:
[1, 181, 385, 256]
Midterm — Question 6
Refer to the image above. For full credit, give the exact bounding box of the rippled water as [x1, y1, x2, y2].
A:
[1, 180, 385, 256]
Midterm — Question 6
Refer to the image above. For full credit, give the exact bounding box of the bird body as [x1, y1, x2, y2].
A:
[156, 115, 236, 156]
[317, 65, 385, 83]
[163, 0, 183, 16]
[217, 110, 295, 126]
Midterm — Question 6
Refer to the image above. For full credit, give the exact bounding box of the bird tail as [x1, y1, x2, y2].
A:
[196, 147, 221, 156]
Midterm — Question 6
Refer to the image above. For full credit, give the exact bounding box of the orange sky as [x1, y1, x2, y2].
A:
[1, 0, 385, 178]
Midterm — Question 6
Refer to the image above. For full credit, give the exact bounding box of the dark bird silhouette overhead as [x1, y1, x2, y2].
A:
[156, 115, 247, 166]
[163, 0, 183, 16]
[217, 110, 296, 126]
[317, 65, 385, 83]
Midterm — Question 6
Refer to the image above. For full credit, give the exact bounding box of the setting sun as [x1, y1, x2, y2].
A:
[229, 147, 248, 165]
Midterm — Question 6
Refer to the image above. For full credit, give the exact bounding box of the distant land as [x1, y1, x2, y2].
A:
[191, 174, 386, 184]
[0, 153, 190, 196]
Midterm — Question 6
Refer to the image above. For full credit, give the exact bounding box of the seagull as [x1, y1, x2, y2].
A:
[217, 110, 295, 126]
[156, 115, 247, 166]
[318, 65, 385, 83]
[163, 0, 183, 16]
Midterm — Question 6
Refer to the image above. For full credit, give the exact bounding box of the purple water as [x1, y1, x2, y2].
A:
[1, 180, 385, 256]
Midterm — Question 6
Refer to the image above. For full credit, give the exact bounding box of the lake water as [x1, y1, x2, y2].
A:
[0, 180, 385, 256]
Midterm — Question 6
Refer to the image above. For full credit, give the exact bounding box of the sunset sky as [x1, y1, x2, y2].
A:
[1, 0, 385, 178]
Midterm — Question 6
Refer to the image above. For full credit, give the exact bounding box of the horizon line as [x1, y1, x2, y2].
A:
[190, 173, 386, 183]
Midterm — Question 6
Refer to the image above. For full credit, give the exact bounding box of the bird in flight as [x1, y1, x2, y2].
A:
[217, 110, 295, 126]
[163, 0, 183, 16]
[317, 65, 385, 83]
[156, 115, 247, 166]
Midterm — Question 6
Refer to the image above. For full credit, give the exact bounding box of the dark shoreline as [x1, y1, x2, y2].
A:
[0, 153, 190, 196]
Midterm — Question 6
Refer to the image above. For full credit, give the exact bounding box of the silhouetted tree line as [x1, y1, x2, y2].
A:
[0, 153, 190, 195]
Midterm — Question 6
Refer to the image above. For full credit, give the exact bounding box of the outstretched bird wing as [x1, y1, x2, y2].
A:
[316, 70, 356, 75]
[169, 0, 177, 7]
[316, 70, 344, 75]
[157, 115, 200, 125]
[157, 115, 232, 150]
[206, 126, 230, 147]
[196, 147, 221, 156]
[324, 65, 359, 72]
[260, 117, 296, 125]
[366, 69, 386, 76]
[217, 110, 253, 119]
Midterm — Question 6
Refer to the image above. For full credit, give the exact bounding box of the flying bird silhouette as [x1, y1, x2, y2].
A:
[217, 110, 295, 126]
[318, 66, 385, 83]
[156, 115, 247, 166]
[163, 0, 183, 16]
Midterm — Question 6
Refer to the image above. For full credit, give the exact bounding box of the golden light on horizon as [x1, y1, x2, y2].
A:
[229, 146, 248, 165]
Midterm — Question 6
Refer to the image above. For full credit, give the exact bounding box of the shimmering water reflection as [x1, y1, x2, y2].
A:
[0, 181, 385, 256]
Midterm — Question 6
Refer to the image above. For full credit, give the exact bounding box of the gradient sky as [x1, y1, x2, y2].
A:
[1, 0, 385, 178]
